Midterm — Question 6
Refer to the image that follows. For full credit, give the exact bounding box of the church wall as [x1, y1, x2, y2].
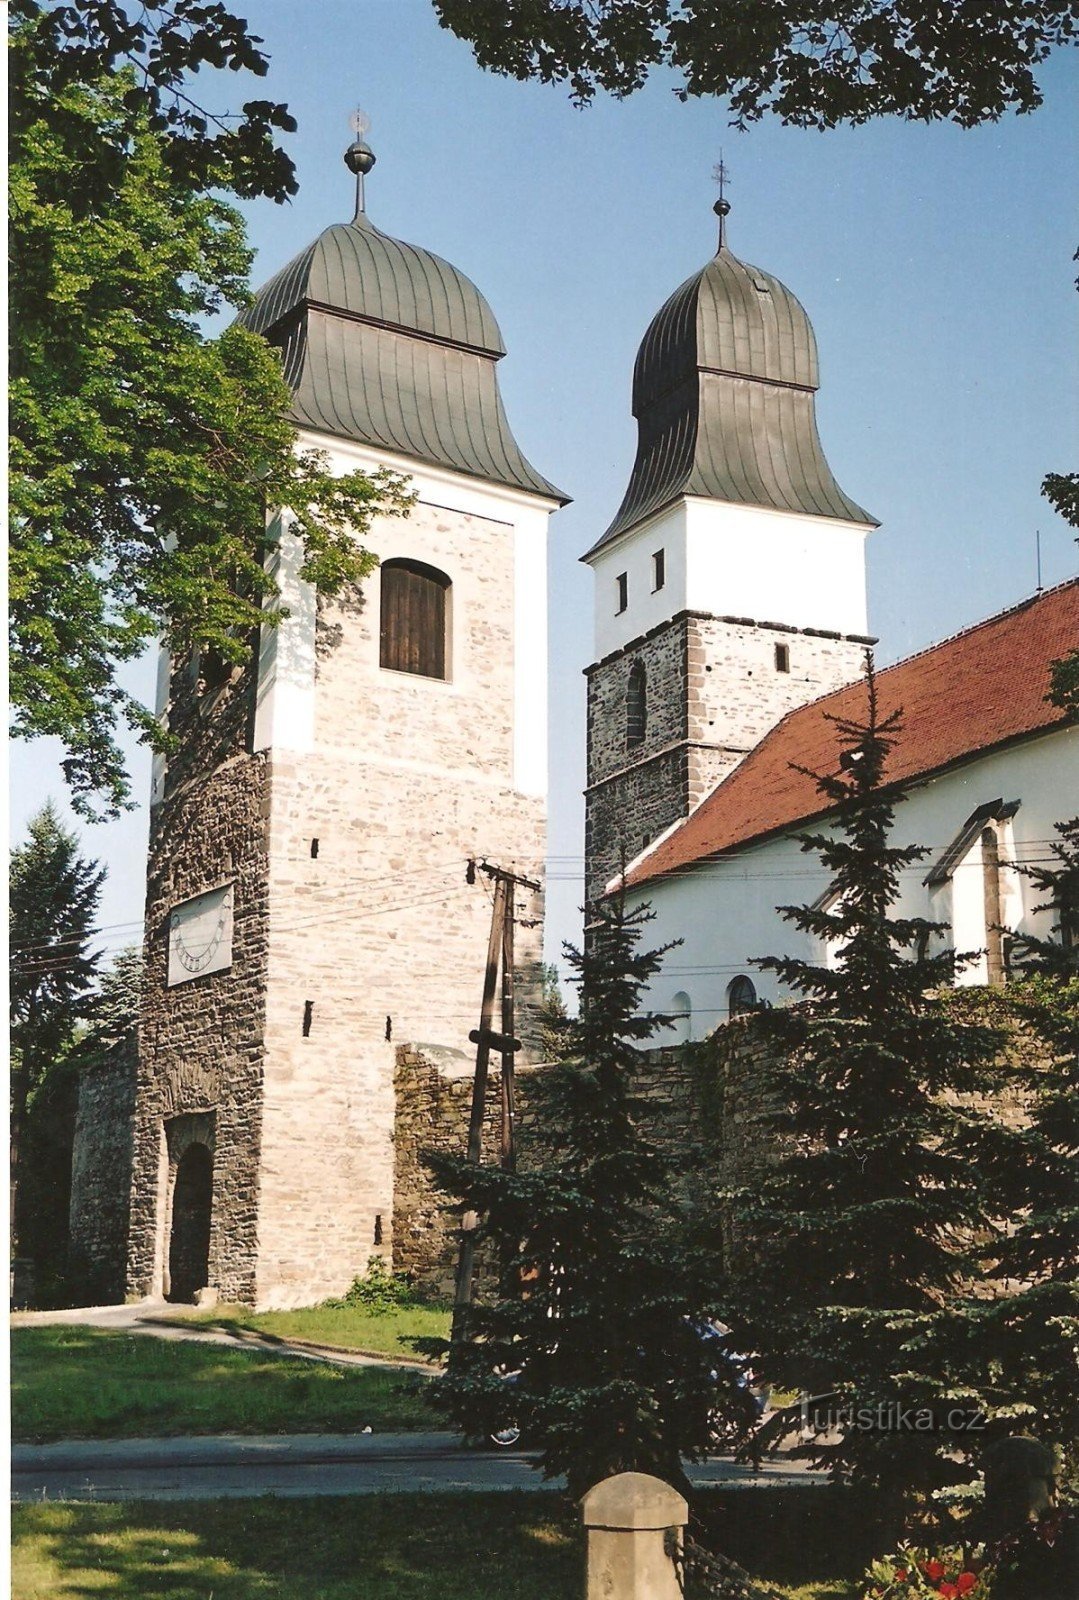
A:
[627, 725, 1079, 1036]
[391, 1031, 772, 1295]
[251, 752, 545, 1308]
[684, 499, 871, 638]
[127, 753, 271, 1303]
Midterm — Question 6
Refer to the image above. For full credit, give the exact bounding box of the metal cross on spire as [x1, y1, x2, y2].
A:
[712, 155, 731, 249]
[344, 106, 376, 220]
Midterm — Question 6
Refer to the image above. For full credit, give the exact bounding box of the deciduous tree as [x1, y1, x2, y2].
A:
[10, 28, 411, 813]
[433, 1, 1079, 126]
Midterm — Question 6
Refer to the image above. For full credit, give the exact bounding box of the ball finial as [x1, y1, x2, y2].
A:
[344, 141, 376, 177]
[345, 106, 375, 216]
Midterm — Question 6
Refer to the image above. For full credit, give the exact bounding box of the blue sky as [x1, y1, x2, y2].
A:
[11, 0, 1078, 971]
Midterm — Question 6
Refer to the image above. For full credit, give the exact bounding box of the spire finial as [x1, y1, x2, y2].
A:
[344, 107, 375, 220]
[712, 155, 731, 250]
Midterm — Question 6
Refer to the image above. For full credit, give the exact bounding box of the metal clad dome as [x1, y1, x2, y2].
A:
[239, 201, 566, 503]
[241, 215, 505, 355]
[590, 226, 873, 553]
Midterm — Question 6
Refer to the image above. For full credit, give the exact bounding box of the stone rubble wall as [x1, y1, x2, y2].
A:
[585, 610, 869, 905]
[390, 1025, 773, 1294]
[68, 1041, 137, 1305]
[127, 751, 272, 1304]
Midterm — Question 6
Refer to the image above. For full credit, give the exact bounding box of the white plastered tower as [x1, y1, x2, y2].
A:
[583, 199, 877, 906]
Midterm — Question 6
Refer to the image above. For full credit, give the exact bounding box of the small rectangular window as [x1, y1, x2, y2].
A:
[652, 549, 665, 591]
[616, 573, 628, 614]
[775, 643, 790, 673]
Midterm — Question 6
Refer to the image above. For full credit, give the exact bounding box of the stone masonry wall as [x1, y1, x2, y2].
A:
[585, 610, 871, 904]
[252, 494, 547, 1308]
[68, 1040, 137, 1304]
[128, 752, 271, 1303]
[391, 999, 1042, 1294]
[391, 1027, 773, 1295]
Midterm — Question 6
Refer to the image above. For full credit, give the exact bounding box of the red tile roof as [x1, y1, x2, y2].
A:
[624, 580, 1079, 890]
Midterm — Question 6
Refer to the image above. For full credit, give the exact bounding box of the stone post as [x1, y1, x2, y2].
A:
[581, 1471, 688, 1600]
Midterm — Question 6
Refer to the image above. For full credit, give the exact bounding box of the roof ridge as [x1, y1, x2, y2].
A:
[739, 576, 1079, 739]
[871, 576, 1079, 679]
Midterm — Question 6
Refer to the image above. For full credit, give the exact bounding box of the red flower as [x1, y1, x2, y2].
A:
[956, 1576, 977, 1595]
[923, 1561, 946, 1583]
[895, 1572, 908, 1582]
[939, 1585, 958, 1599]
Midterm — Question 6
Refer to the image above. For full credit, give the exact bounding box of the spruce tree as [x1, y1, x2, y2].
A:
[723, 673, 1007, 1506]
[426, 894, 756, 1498]
[9, 802, 104, 1252]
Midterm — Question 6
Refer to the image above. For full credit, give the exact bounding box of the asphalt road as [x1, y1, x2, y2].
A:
[12, 1432, 822, 1502]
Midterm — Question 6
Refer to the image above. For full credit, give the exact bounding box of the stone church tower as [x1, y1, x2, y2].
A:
[583, 201, 877, 906]
[127, 138, 566, 1308]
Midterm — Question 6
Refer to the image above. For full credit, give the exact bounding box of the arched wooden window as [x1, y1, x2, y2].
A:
[380, 559, 450, 680]
[626, 661, 647, 749]
[728, 975, 757, 1018]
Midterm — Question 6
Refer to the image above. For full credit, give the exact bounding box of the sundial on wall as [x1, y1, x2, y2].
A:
[167, 884, 234, 986]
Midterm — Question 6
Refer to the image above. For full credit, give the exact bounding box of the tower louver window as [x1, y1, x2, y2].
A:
[380, 559, 450, 680]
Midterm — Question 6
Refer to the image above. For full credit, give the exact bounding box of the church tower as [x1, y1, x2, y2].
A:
[127, 133, 566, 1308]
[583, 198, 877, 905]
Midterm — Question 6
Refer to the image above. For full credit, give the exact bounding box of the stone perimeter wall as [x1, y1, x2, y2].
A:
[391, 999, 1042, 1295]
[391, 1023, 776, 1296]
[68, 1041, 137, 1305]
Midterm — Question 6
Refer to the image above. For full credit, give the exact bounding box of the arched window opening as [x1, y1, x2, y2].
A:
[670, 990, 691, 1045]
[727, 975, 757, 1018]
[380, 559, 450, 680]
[626, 661, 647, 749]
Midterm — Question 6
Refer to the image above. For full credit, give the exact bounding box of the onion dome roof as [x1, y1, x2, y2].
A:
[586, 210, 875, 556]
[238, 147, 567, 505]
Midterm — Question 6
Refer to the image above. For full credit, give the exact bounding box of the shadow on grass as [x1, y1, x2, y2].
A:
[12, 1326, 434, 1443]
[12, 1493, 580, 1600]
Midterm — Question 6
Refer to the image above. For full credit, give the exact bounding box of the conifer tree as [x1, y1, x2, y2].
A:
[426, 895, 755, 1498]
[9, 802, 104, 1251]
[723, 672, 1007, 1505]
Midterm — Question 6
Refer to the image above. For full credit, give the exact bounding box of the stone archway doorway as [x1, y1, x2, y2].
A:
[167, 1143, 213, 1303]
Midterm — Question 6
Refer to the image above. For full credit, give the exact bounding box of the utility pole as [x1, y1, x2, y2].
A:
[451, 860, 539, 1337]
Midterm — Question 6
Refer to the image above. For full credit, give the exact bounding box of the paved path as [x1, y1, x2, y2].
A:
[12, 1432, 821, 1503]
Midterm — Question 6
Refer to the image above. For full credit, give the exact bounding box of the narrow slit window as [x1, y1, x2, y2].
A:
[616, 572, 628, 614]
[302, 1000, 314, 1037]
[380, 559, 451, 680]
[652, 549, 665, 591]
[774, 643, 790, 673]
[626, 661, 647, 749]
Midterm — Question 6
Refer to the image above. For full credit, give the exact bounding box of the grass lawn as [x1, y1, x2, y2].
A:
[193, 1297, 452, 1361]
[11, 1492, 863, 1600]
[11, 1326, 434, 1443]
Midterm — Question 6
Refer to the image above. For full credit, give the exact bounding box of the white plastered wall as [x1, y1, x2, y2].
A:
[587, 496, 871, 660]
[629, 726, 1078, 1039]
